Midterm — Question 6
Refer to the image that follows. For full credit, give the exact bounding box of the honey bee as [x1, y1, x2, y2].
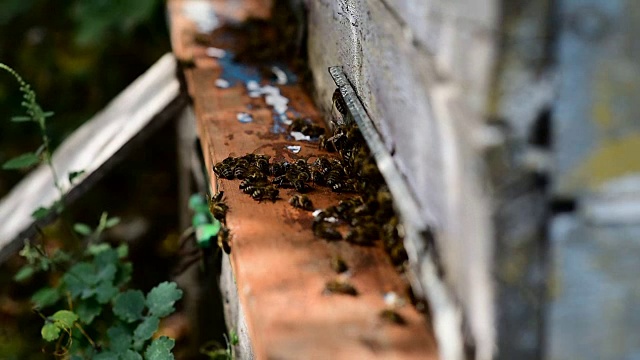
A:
[250, 185, 279, 202]
[217, 226, 231, 254]
[379, 309, 406, 325]
[289, 194, 313, 211]
[313, 222, 342, 241]
[332, 88, 348, 116]
[292, 179, 311, 193]
[324, 279, 357, 296]
[208, 191, 229, 222]
[330, 255, 348, 273]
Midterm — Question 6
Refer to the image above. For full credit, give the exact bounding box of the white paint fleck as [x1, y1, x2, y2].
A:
[312, 210, 323, 217]
[183, 0, 220, 33]
[215, 79, 230, 88]
[290, 131, 311, 141]
[236, 112, 253, 123]
[286, 145, 301, 154]
[205, 47, 226, 58]
[271, 66, 288, 85]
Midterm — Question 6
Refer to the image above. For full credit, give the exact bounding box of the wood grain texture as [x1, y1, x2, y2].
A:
[169, 1, 438, 358]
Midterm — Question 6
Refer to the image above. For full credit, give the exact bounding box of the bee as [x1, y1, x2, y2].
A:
[313, 222, 342, 241]
[217, 226, 231, 254]
[270, 162, 285, 176]
[311, 169, 325, 185]
[330, 255, 348, 273]
[379, 309, 406, 325]
[250, 185, 279, 202]
[272, 175, 293, 188]
[208, 191, 229, 222]
[255, 157, 270, 174]
[324, 279, 357, 296]
[292, 179, 311, 193]
[345, 228, 373, 246]
[326, 169, 344, 186]
[319, 135, 337, 152]
[332, 88, 348, 116]
[289, 194, 313, 211]
[213, 163, 235, 179]
[331, 181, 356, 193]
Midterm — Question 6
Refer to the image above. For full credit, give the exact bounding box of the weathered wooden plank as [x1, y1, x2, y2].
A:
[168, 1, 439, 358]
[307, 1, 497, 358]
[0, 53, 186, 262]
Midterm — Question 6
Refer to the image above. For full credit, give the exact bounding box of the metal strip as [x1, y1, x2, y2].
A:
[329, 66, 464, 360]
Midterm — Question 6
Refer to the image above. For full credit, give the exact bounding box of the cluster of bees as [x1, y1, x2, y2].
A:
[210, 115, 409, 325]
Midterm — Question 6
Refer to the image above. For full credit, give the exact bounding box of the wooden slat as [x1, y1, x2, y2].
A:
[0, 54, 186, 262]
[169, 1, 439, 358]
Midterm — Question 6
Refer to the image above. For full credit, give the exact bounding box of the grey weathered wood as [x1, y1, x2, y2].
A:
[308, 1, 498, 358]
[0, 53, 186, 263]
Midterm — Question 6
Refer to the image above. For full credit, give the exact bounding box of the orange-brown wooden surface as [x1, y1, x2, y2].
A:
[169, 1, 438, 358]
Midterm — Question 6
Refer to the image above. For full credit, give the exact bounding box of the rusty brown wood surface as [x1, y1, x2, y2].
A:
[169, 1, 438, 358]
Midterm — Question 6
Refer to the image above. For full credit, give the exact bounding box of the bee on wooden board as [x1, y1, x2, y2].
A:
[324, 278, 358, 296]
[379, 309, 406, 325]
[313, 222, 342, 241]
[332, 88, 348, 117]
[330, 255, 349, 274]
[208, 191, 229, 223]
[289, 194, 313, 211]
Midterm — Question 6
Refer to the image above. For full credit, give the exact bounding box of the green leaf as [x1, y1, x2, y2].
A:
[42, 111, 54, 118]
[115, 262, 133, 287]
[117, 244, 129, 259]
[105, 217, 121, 228]
[76, 298, 102, 325]
[10, 115, 32, 122]
[122, 350, 143, 360]
[68, 170, 86, 184]
[50, 310, 78, 329]
[73, 223, 93, 236]
[94, 247, 119, 268]
[96, 282, 119, 304]
[144, 336, 175, 360]
[94, 351, 119, 360]
[146, 282, 183, 318]
[41, 322, 61, 342]
[2, 152, 39, 169]
[113, 290, 145, 322]
[230, 330, 239, 345]
[31, 287, 61, 308]
[31, 206, 50, 220]
[13, 265, 35, 282]
[87, 243, 111, 256]
[134, 316, 159, 342]
[108, 325, 133, 353]
[96, 263, 117, 283]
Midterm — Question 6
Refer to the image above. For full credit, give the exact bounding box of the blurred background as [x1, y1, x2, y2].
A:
[0, 1, 193, 358]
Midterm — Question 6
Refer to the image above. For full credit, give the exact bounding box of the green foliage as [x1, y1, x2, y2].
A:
[3, 67, 182, 358]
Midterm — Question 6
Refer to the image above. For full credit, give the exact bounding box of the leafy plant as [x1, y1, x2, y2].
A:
[2, 64, 183, 358]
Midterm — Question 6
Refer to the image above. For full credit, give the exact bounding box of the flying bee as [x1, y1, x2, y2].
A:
[330, 255, 348, 273]
[379, 309, 406, 325]
[208, 191, 229, 222]
[324, 278, 357, 296]
[289, 194, 313, 211]
[217, 226, 231, 254]
[314, 222, 342, 241]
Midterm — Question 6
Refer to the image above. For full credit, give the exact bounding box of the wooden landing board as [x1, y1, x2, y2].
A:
[169, 1, 438, 358]
[0, 54, 185, 263]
